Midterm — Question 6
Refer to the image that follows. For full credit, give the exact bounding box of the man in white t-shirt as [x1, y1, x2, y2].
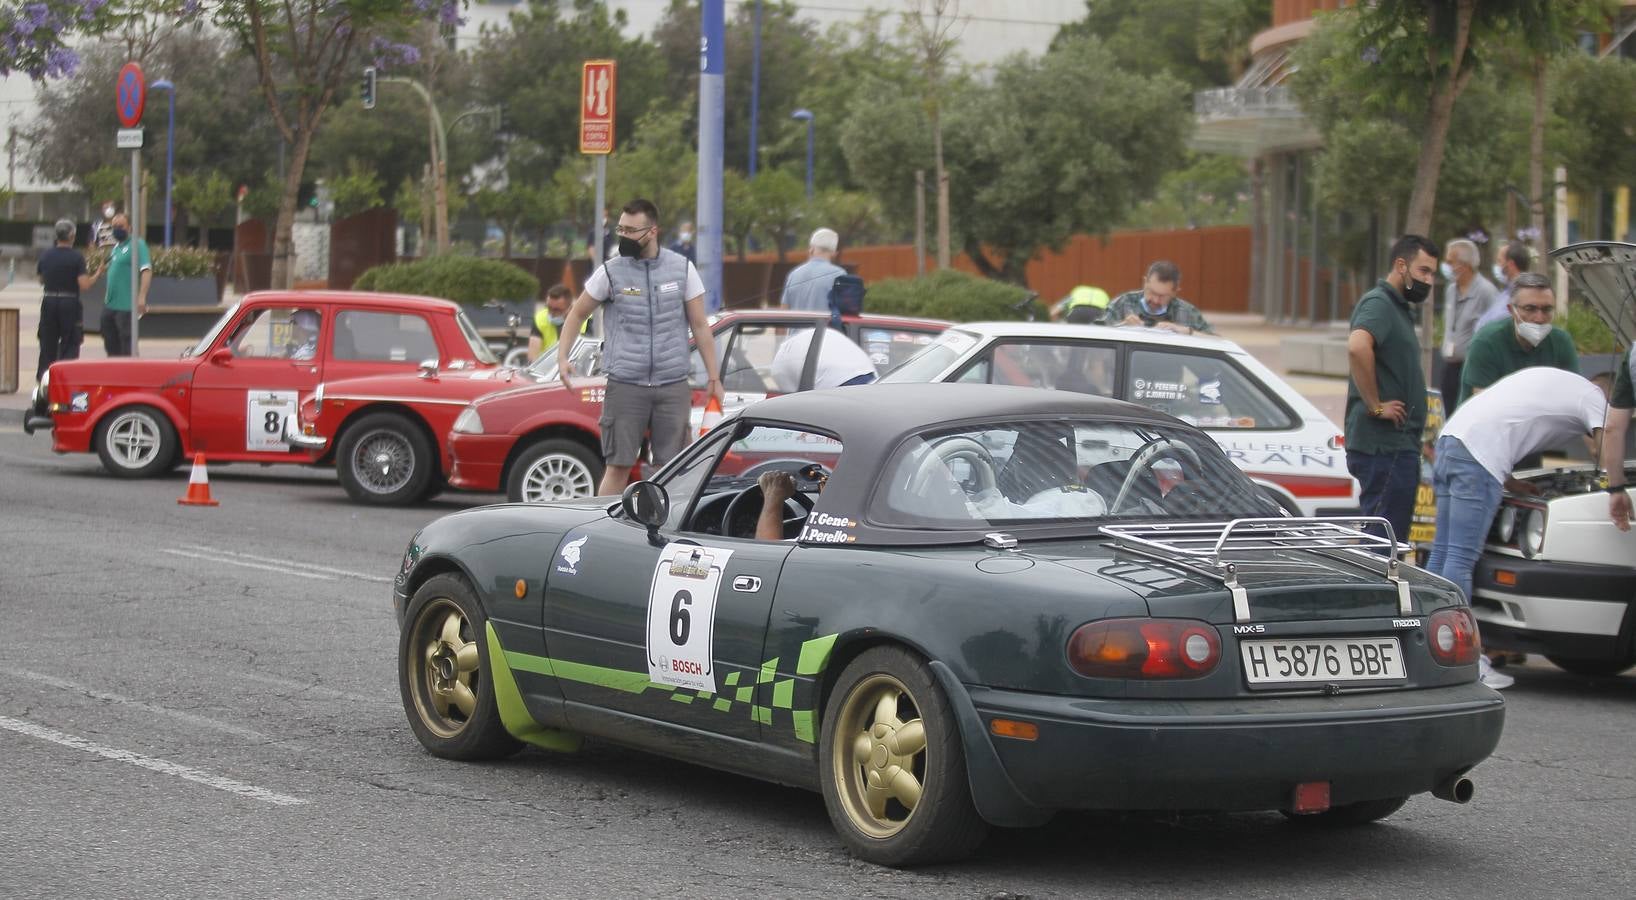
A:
[770, 327, 877, 393]
[1424, 366, 1607, 689]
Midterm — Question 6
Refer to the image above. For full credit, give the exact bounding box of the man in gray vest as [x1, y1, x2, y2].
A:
[558, 198, 724, 495]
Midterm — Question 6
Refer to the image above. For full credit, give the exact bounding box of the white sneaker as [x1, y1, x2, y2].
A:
[1479, 655, 1515, 690]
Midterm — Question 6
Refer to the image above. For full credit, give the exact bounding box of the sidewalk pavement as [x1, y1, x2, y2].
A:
[1, 275, 1352, 423]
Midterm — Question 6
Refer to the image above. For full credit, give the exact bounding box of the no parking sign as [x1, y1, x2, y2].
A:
[116, 62, 146, 127]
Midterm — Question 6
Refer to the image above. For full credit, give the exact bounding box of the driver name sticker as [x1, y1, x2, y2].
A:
[646, 543, 734, 691]
[800, 512, 857, 544]
[246, 390, 298, 452]
[580, 387, 605, 403]
[1132, 378, 1188, 401]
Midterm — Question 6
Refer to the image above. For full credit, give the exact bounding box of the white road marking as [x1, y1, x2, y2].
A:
[0, 715, 306, 806]
[5, 669, 277, 744]
[178, 544, 394, 584]
[235, 671, 394, 707]
[160, 548, 333, 581]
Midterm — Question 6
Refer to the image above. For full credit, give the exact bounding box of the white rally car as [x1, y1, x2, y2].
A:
[877, 321, 1359, 517]
[1470, 241, 1636, 677]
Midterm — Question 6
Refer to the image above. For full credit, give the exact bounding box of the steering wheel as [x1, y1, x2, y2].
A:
[722, 479, 817, 539]
[908, 436, 998, 499]
[1110, 438, 1203, 513]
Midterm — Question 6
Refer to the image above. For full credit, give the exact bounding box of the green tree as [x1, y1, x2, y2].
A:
[1121, 153, 1252, 231]
[329, 159, 385, 217]
[1549, 53, 1636, 196]
[809, 188, 886, 249]
[472, 0, 666, 185]
[170, 171, 235, 243]
[212, 0, 453, 287]
[605, 108, 698, 230]
[751, 167, 806, 260]
[1053, 0, 1267, 89]
[721, 168, 758, 260]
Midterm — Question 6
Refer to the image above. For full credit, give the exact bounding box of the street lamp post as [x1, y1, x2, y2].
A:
[151, 78, 175, 246]
[791, 108, 814, 200]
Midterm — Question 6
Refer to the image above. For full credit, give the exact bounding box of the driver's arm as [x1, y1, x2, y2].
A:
[756, 471, 796, 541]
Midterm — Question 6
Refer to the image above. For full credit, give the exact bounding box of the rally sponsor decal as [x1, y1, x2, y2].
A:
[245, 389, 298, 451]
[646, 543, 733, 691]
[1199, 378, 1222, 404]
[555, 532, 589, 576]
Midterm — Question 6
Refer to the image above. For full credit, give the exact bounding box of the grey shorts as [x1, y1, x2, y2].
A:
[600, 379, 694, 468]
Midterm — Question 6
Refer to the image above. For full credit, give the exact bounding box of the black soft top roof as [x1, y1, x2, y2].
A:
[732, 383, 1198, 546]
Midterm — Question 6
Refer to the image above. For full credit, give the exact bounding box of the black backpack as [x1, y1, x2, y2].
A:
[828, 273, 867, 317]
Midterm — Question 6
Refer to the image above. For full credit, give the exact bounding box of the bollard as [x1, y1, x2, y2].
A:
[0, 307, 18, 394]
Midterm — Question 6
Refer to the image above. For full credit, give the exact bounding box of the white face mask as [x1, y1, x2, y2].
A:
[1491, 264, 1506, 283]
[1514, 319, 1552, 346]
[1439, 262, 1455, 281]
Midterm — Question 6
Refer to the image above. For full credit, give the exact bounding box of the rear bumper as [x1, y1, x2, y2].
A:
[953, 675, 1503, 818]
[448, 433, 513, 492]
[1471, 553, 1636, 660]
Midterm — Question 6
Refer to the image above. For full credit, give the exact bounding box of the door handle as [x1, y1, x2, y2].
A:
[732, 575, 761, 593]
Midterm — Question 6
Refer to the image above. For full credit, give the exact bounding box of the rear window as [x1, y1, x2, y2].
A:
[868, 418, 1267, 529]
[333, 310, 438, 363]
[877, 329, 980, 382]
[856, 327, 943, 373]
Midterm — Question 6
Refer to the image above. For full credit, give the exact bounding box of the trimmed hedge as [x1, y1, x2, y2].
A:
[354, 255, 540, 305]
[1559, 303, 1620, 354]
[864, 269, 1044, 322]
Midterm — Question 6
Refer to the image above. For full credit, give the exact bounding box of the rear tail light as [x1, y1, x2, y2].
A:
[1067, 618, 1222, 679]
[1427, 607, 1481, 666]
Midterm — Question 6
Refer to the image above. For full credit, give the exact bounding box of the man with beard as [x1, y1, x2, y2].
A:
[556, 198, 724, 496]
[1345, 234, 1438, 547]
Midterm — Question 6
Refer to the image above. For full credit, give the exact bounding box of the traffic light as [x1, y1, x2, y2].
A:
[361, 66, 377, 110]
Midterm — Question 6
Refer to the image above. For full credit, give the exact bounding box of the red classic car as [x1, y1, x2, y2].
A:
[293, 310, 948, 505]
[27, 291, 500, 477]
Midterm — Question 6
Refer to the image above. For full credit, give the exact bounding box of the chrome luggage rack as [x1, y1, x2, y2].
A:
[1100, 517, 1412, 622]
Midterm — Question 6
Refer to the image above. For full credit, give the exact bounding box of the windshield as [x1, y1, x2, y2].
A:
[527, 337, 603, 382]
[877, 329, 980, 383]
[869, 418, 1271, 529]
[455, 310, 501, 365]
[183, 301, 243, 357]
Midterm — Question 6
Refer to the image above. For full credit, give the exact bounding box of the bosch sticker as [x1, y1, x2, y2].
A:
[646, 543, 733, 691]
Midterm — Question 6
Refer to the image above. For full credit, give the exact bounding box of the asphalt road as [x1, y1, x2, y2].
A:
[2, 424, 1632, 899]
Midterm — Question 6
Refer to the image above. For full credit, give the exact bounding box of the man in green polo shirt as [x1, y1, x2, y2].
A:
[101, 212, 152, 357]
[1458, 273, 1578, 404]
[1603, 345, 1633, 530]
[1346, 234, 1437, 547]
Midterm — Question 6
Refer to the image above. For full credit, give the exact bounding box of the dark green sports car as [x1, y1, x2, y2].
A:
[392, 383, 1504, 866]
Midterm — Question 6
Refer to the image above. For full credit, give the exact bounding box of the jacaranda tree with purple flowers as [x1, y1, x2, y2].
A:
[212, 0, 464, 288]
[1, 0, 113, 79]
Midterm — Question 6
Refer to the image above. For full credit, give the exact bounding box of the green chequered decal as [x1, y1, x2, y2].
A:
[496, 632, 841, 743]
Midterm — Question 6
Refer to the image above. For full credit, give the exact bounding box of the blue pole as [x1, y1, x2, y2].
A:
[804, 118, 814, 200]
[697, 0, 726, 312]
[748, 0, 761, 179]
[152, 79, 175, 246]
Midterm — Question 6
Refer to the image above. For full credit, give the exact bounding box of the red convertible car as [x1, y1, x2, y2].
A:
[292, 310, 948, 505]
[27, 291, 500, 477]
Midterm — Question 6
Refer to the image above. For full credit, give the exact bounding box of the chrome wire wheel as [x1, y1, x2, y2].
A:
[106, 409, 163, 469]
[519, 452, 596, 502]
[830, 672, 928, 840]
[351, 428, 416, 495]
[405, 598, 481, 740]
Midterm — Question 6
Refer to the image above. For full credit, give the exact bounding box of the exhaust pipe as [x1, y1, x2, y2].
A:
[1432, 773, 1474, 804]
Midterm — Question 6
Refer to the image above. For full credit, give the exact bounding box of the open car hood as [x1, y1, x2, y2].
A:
[1550, 241, 1636, 346]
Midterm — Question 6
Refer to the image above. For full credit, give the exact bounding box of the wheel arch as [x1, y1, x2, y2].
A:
[811, 630, 1051, 829]
[88, 396, 187, 450]
[331, 402, 442, 469]
[402, 554, 493, 619]
[500, 424, 602, 489]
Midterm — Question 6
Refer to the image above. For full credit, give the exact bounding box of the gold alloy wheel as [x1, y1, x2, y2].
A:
[830, 673, 929, 839]
[406, 598, 482, 739]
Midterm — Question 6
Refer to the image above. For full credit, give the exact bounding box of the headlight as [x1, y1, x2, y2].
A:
[1521, 508, 1546, 558]
[1495, 505, 1517, 543]
[452, 407, 484, 435]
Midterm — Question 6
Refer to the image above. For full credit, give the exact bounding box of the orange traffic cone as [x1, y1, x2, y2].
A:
[698, 394, 723, 436]
[177, 453, 220, 507]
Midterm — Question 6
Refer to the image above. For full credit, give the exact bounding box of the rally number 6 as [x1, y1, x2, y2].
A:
[669, 590, 692, 645]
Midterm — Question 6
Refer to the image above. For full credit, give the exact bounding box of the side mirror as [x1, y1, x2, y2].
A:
[418, 358, 439, 379]
[208, 347, 233, 366]
[621, 481, 670, 542]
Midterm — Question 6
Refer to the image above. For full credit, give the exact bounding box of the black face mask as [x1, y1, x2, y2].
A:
[111, 227, 129, 243]
[1400, 275, 1431, 304]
